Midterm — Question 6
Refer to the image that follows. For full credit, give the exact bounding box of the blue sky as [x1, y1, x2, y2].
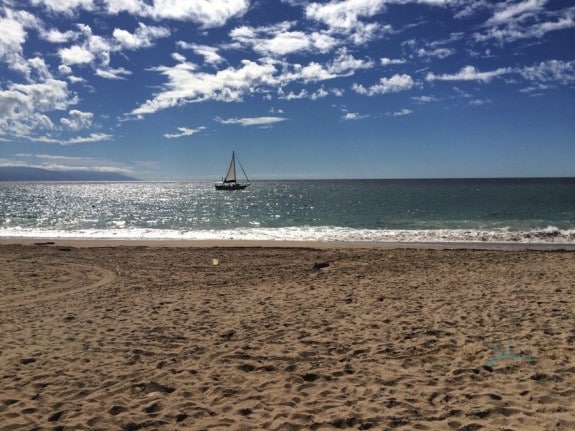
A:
[0, 0, 574, 180]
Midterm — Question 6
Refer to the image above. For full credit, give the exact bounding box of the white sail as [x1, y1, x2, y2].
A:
[223, 152, 237, 183]
[215, 151, 249, 190]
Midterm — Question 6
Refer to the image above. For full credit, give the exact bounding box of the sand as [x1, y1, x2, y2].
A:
[0, 241, 574, 430]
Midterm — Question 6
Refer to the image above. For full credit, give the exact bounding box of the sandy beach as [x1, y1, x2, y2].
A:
[0, 241, 574, 431]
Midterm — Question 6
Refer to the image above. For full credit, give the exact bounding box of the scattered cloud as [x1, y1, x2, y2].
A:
[393, 108, 413, 117]
[411, 95, 438, 103]
[0, 79, 77, 138]
[352, 74, 415, 96]
[95, 66, 132, 80]
[0, 0, 572, 171]
[380, 57, 406, 66]
[2, 152, 134, 173]
[30, 132, 113, 145]
[60, 109, 93, 130]
[475, 1, 575, 43]
[417, 47, 455, 60]
[164, 126, 206, 139]
[519, 59, 575, 85]
[31, 0, 250, 28]
[112, 23, 171, 50]
[230, 21, 339, 56]
[486, 0, 547, 26]
[342, 112, 369, 120]
[177, 42, 224, 65]
[426, 65, 511, 83]
[131, 60, 279, 116]
[215, 116, 287, 126]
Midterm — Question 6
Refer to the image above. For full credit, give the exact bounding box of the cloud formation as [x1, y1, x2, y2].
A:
[0, 0, 572, 170]
[216, 116, 287, 127]
[164, 126, 207, 139]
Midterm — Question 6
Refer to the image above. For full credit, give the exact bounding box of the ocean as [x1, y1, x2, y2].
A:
[1, 178, 574, 244]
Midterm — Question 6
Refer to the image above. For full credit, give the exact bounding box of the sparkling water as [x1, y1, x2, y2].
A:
[1, 179, 574, 243]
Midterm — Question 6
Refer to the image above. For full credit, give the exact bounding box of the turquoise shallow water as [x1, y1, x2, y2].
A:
[1, 178, 574, 243]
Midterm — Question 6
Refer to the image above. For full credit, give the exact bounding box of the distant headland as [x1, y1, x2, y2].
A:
[0, 167, 139, 182]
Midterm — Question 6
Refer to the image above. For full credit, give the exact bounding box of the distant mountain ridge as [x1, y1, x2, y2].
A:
[0, 167, 139, 181]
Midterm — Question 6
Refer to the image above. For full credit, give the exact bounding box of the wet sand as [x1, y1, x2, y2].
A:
[0, 241, 574, 430]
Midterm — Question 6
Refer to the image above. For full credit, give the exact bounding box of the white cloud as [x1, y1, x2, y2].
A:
[426, 65, 511, 82]
[0, 79, 77, 137]
[32, 0, 249, 27]
[469, 98, 492, 105]
[411, 95, 438, 103]
[342, 112, 369, 120]
[216, 116, 287, 126]
[330, 49, 374, 75]
[55, 21, 169, 78]
[278, 86, 343, 100]
[0, 13, 27, 58]
[393, 108, 413, 116]
[289, 62, 338, 83]
[31, 132, 112, 145]
[164, 126, 206, 139]
[41, 28, 78, 44]
[518, 59, 575, 92]
[306, 0, 386, 32]
[0, 9, 41, 77]
[230, 22, 339, 56]
[112, 23, 170, 50]
[104, 0, 249, 27]
[172, 52, 187, 63]
[304, 0, 393, 46]
[95, 66, 132, 80]
[476, 1, 575, 43]
[132, 60, 279, 116]
[381, 57, 406, 66]
[352, 74, 414, 95]
[59, 44, 95, 65]
[487, 0, 547, 26]
[31, 0, 96, 14]
[132, 50, 369, 116]
[176, 41, 224, 65]
[283, 50, 373, 84]
[5, 152, 133, 173]
[453, 0, 491, 19]
[417, 47, 455, 59]
[60, 109, 93, 130]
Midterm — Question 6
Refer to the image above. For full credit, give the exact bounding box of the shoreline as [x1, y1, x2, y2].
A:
[2, 237, 575, 250]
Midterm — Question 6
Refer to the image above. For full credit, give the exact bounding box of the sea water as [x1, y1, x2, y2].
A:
[1, 178, 574, 243]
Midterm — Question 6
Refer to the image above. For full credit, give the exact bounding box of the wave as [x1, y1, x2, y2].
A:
[1, 225, 574, 244]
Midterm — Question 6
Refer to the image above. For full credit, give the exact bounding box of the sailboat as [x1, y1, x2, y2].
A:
[215, 151, 250, 190]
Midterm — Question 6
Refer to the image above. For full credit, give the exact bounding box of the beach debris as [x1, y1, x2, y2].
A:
[211, 258, 220, 266]
[485, 341, 534, 367]
[219, 329, 236, 340]
[109, 405, 128, 416]
[48, 411, 64, 422]
[238, 408, 253, 416]
[312, 261, 330, 270]
[301, 372, 320, 382]
[133, 381, 174, 395]
[238, 363, 257, 372]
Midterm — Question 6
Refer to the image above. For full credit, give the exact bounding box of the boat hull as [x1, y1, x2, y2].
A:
[215, 183, 249, 190]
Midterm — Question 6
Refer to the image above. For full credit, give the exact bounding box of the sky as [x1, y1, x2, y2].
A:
[0, 0, 574, 180]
